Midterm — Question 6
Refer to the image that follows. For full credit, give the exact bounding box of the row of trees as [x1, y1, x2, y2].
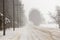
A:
[29, 6, 60, 28]
[0, 0, 26, 35]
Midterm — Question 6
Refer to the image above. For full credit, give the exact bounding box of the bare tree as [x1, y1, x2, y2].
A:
[48, 11, 57, 24]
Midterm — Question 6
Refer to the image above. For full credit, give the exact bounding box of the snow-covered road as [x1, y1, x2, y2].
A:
[0, 25, 60, 40]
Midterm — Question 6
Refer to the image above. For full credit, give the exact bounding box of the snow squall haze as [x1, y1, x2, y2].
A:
[19, 0, 60, 28]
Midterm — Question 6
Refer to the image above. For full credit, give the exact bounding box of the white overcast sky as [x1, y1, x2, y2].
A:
[19, 0, 60, 23]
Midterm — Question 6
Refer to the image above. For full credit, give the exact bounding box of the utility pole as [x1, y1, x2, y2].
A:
[13, 0, 15, 31]
[3, 0, 5, 36]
